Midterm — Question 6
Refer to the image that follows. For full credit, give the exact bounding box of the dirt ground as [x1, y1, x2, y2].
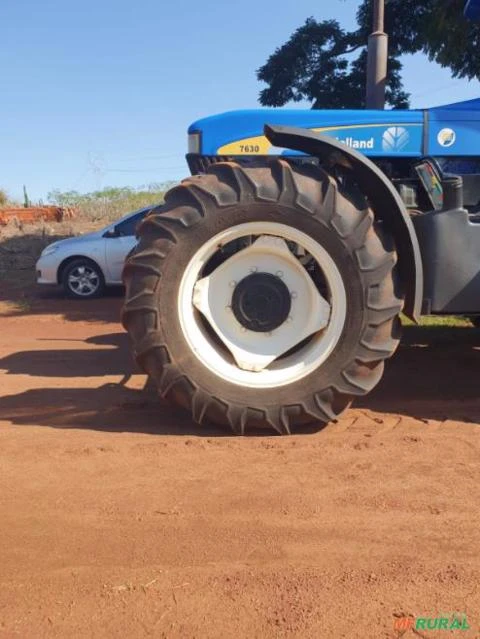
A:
[1, 260, 480, 638]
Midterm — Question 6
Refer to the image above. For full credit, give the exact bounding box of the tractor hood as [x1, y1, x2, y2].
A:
[188, 108, 423, 158]
[465, 0, 480, 19]
[188, 98, 480, 159]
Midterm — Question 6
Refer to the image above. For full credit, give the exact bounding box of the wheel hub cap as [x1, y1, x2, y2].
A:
[69, 266, 98, 295]
[191, 234, 332, 372]
[232, 272, 291, 332]
[180, 223, 347, 386]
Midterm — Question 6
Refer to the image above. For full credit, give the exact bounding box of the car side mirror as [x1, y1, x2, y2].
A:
[103, 228, 119, 238]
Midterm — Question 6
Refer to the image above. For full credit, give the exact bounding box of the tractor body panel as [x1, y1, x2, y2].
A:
[187, 97, 480, 318]
[189, 108, 424, 158]
[189, 98, 480, 160]
[465, 0, 480, 19]
[413, 209, 480, 313]
[428, 98, 480, 156]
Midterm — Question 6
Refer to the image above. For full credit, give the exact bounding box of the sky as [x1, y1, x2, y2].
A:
[1, 0, 479, 202]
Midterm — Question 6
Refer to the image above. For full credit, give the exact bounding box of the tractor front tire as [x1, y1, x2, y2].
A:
[122, 160, 403, 434]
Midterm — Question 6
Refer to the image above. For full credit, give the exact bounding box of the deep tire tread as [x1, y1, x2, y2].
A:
[122, 159, 404, 435]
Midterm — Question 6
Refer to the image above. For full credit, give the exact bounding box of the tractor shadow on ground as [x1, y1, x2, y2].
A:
[0, 331, 226, 436]
[0, 382, 213, 436]
[359, 324, 480, 423]
[0, 325, 479, 436]
[0, 333, 136, 378]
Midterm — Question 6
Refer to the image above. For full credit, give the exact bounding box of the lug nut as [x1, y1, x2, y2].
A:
[229, 280, 237, 288]
[291, 292, 298, 299]
[249, 266, 258, 273]
[287, 316, 293, 323]
[275, 270, 283, 278]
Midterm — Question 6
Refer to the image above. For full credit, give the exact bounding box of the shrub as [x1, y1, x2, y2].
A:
[47, 182, 176, 223]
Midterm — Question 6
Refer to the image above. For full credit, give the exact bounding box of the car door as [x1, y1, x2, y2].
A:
[104, 211, 146, 283]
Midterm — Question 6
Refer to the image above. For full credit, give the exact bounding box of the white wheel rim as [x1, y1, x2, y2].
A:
[178, 222, 347, 388]
[68, 265, 99, 296]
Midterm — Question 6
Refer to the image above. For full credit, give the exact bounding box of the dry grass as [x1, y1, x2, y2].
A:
[0, 221, 77, 273]
[0, 183, 173, 273]
[401, 314, 472, 328]
[48, 183, 173, 225]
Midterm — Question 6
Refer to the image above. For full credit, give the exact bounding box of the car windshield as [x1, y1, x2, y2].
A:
[116, 206, 153, 226]
[104, 205, 157, 236]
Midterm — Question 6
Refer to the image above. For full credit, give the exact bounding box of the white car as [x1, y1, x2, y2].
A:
[36, 205, 155, 299]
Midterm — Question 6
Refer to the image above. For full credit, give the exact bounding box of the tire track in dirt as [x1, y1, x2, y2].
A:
[1, 292, 480, 638]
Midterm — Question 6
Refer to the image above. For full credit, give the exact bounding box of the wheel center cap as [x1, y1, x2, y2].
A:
[231, 272, 291, 332]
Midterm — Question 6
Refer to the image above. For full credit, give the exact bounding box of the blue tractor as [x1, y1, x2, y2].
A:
[122, 2, 480, 434]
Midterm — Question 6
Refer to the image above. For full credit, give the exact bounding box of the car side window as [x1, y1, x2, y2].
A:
[115, 211, 148, 237]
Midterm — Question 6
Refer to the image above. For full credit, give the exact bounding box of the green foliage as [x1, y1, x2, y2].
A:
[0, 188, 19, 208]
[257, 17, 409, 110]
[356, 0, 480, 80]
[23, 185, 30, 208]
[257, 1, 480, 110]
[47, 183, 176, 223]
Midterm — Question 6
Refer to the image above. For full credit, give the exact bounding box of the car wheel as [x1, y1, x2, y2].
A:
[62, 258, 105, 299]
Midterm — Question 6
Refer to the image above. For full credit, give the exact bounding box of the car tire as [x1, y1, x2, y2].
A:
[62, 258, 105, 299]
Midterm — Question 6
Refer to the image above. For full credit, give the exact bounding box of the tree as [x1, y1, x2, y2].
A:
[23, 185, 31, 208]
[257, 0, 480, 110]
[356, 0, 480, 78]
[257, 17, 408, 109]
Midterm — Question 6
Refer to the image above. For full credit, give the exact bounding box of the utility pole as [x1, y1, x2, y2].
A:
[366, 0, 388, 109]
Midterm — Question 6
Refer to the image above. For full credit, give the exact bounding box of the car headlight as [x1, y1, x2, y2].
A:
[41, 244, 59, 257]
[188, 132, 201, 154]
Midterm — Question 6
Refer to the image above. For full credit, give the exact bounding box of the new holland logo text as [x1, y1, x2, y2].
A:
[335, 136, 374, 150]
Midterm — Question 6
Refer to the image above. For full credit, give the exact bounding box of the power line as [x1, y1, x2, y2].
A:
[106, 166, 187, 173]
[109, 154, 185, 161]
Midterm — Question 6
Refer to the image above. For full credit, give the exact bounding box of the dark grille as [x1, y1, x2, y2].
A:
[186, 153, 319, 176]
